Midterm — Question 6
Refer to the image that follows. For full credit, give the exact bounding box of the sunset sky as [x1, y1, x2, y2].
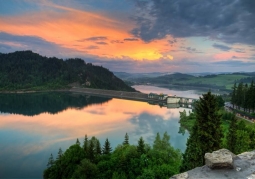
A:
[0, 0, 255, 73]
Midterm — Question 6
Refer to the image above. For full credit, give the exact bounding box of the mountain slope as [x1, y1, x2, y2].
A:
[0, 51, 135, 92]
[130, 72, 255, 90]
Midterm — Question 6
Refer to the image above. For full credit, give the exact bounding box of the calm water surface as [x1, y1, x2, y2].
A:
[0, 85, 200, 178]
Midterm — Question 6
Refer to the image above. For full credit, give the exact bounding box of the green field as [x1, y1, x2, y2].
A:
[180, 74, 248, 90]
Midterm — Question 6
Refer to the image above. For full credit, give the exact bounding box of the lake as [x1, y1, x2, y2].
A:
[0, 85, 201, 178]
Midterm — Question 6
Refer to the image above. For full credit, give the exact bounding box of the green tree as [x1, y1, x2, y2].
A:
[215, 95, 225, 109]
[47, 153, 54, 168]
[137, 137, 146, 154]
[236, 82, 243, 109]
[123, 133, 129, 145]
[83, 134, 89, 153]
[196, 91, 223, 157]
[235, 130, 250, 154]
[88, 140, 95, 162]
[103, 138, 112, 155]
[72, 159, 99, 179]
[181, 91, 223, 171]
[96, 140, 102, 155]
[231, 82, 237, 108]
[76, 138, 80, 146]
[153, 132, 161, 150]
[226, 113, 238, 153]
[180, 124, 203, 172]
[56, 148, 63, 160]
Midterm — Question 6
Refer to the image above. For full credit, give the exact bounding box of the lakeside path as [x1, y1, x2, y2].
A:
[69, 87, 150, 102]
[0, 87, 159, 102]
[225, 106, 254, 124]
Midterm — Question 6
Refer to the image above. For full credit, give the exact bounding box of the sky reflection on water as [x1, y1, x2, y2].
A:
[0, 86, 193, 178]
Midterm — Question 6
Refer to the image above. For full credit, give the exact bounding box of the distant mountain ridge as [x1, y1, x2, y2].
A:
[0, 51, 135, 92]
[118, 72, 255, 91]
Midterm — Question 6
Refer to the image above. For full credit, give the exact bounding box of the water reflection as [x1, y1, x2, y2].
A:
[0, 92, 111, 116]
[133, 85, 200, 98]
[0, 90, 190, 178]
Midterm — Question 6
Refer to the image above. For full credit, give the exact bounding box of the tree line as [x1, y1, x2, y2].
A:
[231, 81, 255, 113]
[44, 133, 182, 179]
[0, 51, 135, 92]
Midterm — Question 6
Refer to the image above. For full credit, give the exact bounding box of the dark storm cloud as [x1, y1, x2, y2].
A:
[124, 38, 139, 41]
[132, 0, 255, 45]
[77, 36, 108, 42]
[212, 43, 232, 51]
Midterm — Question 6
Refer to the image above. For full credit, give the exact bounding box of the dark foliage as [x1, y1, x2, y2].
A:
[43, 133, 182, 179]
[231, 81, 255, 112]
[181, 92, 223, 172]
[0, 51, 135, 92]
[0, 92, 110, 116]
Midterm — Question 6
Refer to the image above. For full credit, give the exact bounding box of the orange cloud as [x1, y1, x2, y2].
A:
[0, 6, 177, 61]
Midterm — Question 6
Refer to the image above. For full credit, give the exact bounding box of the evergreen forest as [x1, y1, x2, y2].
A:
[231, 81, 255, 113]
[0, 51, 135, 92]
[44, 133, 182, 179]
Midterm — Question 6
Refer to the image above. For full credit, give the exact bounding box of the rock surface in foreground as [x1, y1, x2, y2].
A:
[205, 149, 235, 169]
[170, 149, 255, 179]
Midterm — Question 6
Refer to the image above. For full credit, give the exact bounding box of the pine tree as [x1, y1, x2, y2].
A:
[56, 148, 63, 160]
[137, 137, 145, 154]
[196, 91, 223, 158]
[236, 82, 243, 109]
[226, 113, 237, 153]
[251, 81, 255, 112]
[123, 133, 129, 145]
[47, 153, 54, 168]
[96, 140, 102, 155]
[88, 140, 95, 162]
[181, 91, 223, 171]
[76, 138, 80, 146]
[83, 134, 89, 153]
[161, 132, 171, 150]
[242, 83, 248, 111]
[180, 124, 203, 172]
[235, 130, 250, 154]
[102, 138, 112, 154]
[231, 82, 237, 108]
[153, 132, 161, 150]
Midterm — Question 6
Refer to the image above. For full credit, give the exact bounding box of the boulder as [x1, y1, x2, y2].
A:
[238, 151, 255, 160]
[204, 149, 234, 169]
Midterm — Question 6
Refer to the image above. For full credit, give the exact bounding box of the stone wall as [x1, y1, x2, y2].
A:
[170, 149, 255, 179]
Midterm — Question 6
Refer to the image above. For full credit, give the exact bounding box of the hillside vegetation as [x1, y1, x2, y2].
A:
[0, 51, 135, 92]
[130, 72, 255, 90]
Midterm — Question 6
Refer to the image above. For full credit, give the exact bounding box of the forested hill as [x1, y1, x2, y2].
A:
[0, 51, 135, 92]
[129, 72, 255, 90]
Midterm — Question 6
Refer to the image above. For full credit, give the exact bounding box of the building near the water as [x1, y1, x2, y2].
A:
[148, 93, 168, 100]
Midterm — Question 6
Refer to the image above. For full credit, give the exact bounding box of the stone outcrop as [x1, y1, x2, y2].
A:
[205, 149, 235, 169]
[170, 149, 255, 179]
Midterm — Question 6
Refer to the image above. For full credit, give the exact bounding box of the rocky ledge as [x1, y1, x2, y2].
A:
[171, 149, 255, 179]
